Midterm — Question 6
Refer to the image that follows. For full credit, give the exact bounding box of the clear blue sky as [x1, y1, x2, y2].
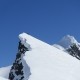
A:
[0, 0, 80, 67]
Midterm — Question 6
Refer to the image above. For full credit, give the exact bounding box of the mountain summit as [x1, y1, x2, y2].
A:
[0, 33, 80, 80]
[53, 35, 80, 60]
[58, 35, 78, 48]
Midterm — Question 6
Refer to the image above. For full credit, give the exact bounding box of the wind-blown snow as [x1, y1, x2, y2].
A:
[18, 33, 80, 80]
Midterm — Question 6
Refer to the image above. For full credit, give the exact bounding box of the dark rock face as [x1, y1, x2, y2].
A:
[67, 43, 80, 60]
[9, 41, 29, 80]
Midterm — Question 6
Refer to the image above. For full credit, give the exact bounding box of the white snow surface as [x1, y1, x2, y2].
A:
[18, 33, 80, 80]
[0, 66, 11, 79]
[53, 44, 65, 51]
[0, 76, 8, 80]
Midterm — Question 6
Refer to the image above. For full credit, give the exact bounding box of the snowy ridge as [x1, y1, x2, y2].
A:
[19, 33, 80, 80]
[1, 33, 80, 80]
[19, 32, 52, 49]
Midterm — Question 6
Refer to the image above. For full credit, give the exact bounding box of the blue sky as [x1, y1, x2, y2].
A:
[0, 0, 80, 67]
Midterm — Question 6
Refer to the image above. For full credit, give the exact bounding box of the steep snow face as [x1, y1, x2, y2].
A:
[0, 66, 11, 78]
[57, 35, 78, 49]
[18, 33, 80, 80]
[19, 33, 47, 49]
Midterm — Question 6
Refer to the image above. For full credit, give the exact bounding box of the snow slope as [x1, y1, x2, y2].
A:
[1, 33, 80, 80]
[53, 44, 65, 51]
[0, 77, 8, 80]
[18, 33, 80, 80]
[0, 66, 11, 78]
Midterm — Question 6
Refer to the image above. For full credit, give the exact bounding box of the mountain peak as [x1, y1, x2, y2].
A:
[1, 33, 80, 80]
[58, 35, 78, 48]
[19, 32, 50, 49]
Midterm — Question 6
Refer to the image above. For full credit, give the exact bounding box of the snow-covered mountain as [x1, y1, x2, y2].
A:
[1, 33, 80, 80]
[53, 35, 80, 60]
[53, 35, 79, 49]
